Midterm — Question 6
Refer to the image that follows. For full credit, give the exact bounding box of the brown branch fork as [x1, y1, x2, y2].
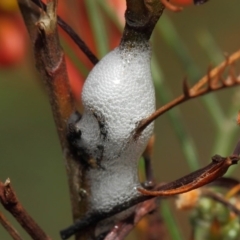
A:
[0, 210, 22, 240]
[60, 154, 239, 239]
[0, 179, 52, 240]
[138, 155, 240, 196]
[136, 50, 240, 136]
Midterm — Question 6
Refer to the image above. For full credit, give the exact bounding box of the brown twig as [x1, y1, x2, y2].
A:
[136, 49, 240, 135]
[104, 199, 158, 240]
[138, 155, 240, 196]
[0, 211, 23, 240]
[202, 189, 240, 216]
[122, 0, 165, 43]
[17, 1, 89, 239]
[60, 154, 238, 239]
[135, 208, 165, 240]
[0, 179, 51, 240]
[210, 177, 240, 189]
[29, 0, 99, 65]
[133, 198, 165, 240]
[60, 193, 151, 240]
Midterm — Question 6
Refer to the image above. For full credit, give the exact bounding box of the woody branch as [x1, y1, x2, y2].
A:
[136, 50, 240, 135]
[17, 0, 90, 239]
[0, 179, 51, 240]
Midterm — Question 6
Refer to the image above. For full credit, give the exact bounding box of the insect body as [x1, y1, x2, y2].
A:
[70, 38, 155, 217]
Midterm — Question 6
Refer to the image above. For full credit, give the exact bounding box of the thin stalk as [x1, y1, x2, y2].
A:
[85, 0, 109, 58]
[152, 54, 200, 171]
[212, 118, 238, 162]
[97, 0, 123, 32]
[198, 30, 239, 163]
[197, 29, 224, 64]
[60, 37, 89, 78]
[158, 15, 225, 129]
[161, 200, 184, 240]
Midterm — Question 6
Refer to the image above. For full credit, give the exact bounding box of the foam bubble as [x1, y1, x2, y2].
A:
[76, 41, 156, 212]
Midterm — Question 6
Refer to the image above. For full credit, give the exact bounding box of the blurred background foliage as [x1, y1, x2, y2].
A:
[0, 0, 240, 239]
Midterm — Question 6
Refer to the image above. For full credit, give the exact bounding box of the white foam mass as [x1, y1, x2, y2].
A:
[76, 41, 156, 212]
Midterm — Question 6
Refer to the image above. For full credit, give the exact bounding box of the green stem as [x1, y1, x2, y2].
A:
[97, 0, 123, 32]
[161, 200, 184, 240]
[158, 15, 225, 129]
[85, 0, 109, 58]
[152, 54, 200, 171]
[60, 37, 89, 78]
[197, 29, 239, 166]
